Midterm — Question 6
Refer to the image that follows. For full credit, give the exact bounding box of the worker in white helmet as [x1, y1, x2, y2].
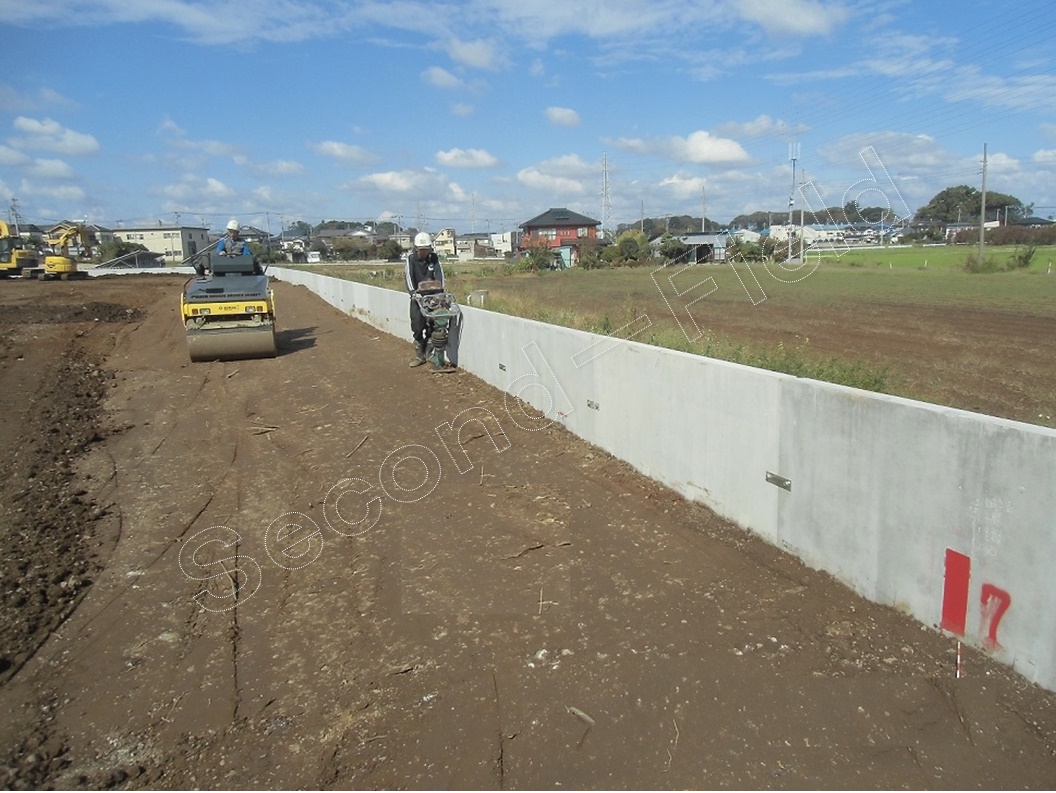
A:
[217, 219, 250, 256]
[404, 231, 446, 366]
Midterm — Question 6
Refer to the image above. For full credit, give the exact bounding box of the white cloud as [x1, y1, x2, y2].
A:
[715, 115, 809, 138]
[734, 0, 849, 36]
[19, 179, 86, 202]
[194, 139, 240, 157]
[819, 132, 951, 172]
[26, 158, 75, 179]
[0, 86, 74, 113]
[157, 120, 246, 162]
[945, 71, 1056, 114]
[157, 175, 234, 203]
[9, 117, 99, 155]
[311, 140, 372, 164]
[204, 178, 234, 198]
[611, 131, 749, 164]
[0, 144, 30, 167]
[270, 160, 304, 176]
[659, 174, 707, 199]
[1033, 149, 1056, 164]
[681, 131, 751, 163]
[435, 148, 499, 168]
[451, 103, 474, 116]
[446, 38, 503, 70]
[545, 107, 581, 128]
[516, 167, 585, 194]
[157, 117, 185, 136]
[422, 66, 463, 89]
[357, 169, 449, 194]
[986, 152, 1020, 172]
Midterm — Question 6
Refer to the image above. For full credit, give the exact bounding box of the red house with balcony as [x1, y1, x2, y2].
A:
[519, 207, 601, 266]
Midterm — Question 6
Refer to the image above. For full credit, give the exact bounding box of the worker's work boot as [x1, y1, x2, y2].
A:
[409, 340, 428, 367]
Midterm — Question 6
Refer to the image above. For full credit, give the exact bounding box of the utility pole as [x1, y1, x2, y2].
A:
[701, 185, 707, 232]
[788, 142, 799, 262]
[601, 152, 612, 239]
[979, 143, 987, 266]
[9, 198, 23, 235]
[640, 200, 645, 233]
[799, 169, 806, 254]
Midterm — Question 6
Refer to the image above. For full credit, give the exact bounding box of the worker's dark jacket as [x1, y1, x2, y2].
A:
[405, 250, 445, 342]
[404, 250, 444, 293]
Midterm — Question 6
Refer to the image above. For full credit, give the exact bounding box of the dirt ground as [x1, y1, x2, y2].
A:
[1, 274, 1055, 790]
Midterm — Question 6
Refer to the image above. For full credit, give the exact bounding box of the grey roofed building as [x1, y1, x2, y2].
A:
[520, 207, 600, 230]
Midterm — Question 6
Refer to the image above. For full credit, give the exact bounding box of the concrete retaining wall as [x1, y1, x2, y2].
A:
[271, 267, 1056, 691]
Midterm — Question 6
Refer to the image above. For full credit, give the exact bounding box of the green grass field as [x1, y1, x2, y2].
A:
[306, 244, 1056, 317]
[296, 245, 1056, 425]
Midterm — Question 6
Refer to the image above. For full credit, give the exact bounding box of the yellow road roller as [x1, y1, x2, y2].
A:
[181, 253, 277, 362]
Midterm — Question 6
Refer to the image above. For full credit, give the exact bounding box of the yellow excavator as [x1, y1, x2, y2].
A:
[39, 224, 96, 280]
[0, 220, 41, 278]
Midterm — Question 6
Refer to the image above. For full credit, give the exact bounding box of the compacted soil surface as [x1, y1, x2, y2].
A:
[0, 274, 1054, 790]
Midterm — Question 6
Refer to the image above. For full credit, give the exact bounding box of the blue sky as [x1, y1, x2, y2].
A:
[2, 0, 1055, 236]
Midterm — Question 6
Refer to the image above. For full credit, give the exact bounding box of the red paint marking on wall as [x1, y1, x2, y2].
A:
[941, 548, 971, 636]
[980, 584, 1011, 649]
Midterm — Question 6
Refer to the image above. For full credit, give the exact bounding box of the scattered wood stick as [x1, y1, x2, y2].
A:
[566, 706, 595, 727]
[506, 543, 545, 561]
[345, 434, 369, 458]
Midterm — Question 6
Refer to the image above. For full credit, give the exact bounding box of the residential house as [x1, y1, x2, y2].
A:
[519, 208, 601, 267]
[432, 228, 457, 258]
[489, 230, 520, 256]
[107, 223, 205, 263]
[520, 208, 600, 250]
[455, 232, 494, 260]
[672, 232, 727, 263]
[113, 224, 210, 263]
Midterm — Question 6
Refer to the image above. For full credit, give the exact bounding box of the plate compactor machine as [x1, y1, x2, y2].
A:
[413, 279, 461, 372]
[181, 252, 277, 362]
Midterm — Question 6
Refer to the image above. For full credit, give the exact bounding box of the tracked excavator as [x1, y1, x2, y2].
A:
[0, 221, 40, 277]
[39, 224, 96, 280]
[181, 250, 277, 362]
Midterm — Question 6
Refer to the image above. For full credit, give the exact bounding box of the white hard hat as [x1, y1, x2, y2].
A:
[414, 231, 432, 248]
[226, 219, 240, 231]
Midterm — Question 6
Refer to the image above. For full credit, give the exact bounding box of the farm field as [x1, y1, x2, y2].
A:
[307, 245, 1056, 428]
